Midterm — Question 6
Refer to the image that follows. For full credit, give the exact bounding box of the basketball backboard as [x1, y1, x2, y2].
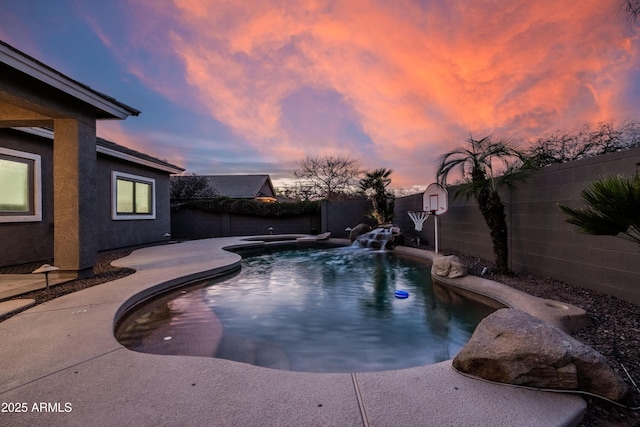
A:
[422, 183, 448, 215]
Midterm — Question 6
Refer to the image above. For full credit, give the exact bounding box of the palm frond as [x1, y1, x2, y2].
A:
[434, 134, 527, 274]
[559, 174, 640, 246]
[559, 205, 628, 235]
[437, 135, 527, 194]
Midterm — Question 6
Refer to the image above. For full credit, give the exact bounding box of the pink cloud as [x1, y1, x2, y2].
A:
[97, 121, 187, 169]
[103, 0, 639, 186]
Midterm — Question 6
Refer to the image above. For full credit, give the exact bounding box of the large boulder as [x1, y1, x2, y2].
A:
[452, 309, 628, 401]
[432, 255, 468, 278]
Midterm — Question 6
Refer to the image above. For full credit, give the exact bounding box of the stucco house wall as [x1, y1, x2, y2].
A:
[0, 128, 181, 268]
[96, 154, 174, 250]
[0, 129, 53, 266]
[1, 40, 146, 275]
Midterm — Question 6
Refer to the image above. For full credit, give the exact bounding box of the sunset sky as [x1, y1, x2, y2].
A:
[1, 0, 639, 190]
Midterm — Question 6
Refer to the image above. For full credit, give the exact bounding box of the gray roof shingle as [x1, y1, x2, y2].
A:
[204, 175, 275, 199]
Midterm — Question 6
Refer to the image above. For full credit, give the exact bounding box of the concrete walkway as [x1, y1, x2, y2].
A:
[0, 272, 75, 301]
[0, 238, 586, 426]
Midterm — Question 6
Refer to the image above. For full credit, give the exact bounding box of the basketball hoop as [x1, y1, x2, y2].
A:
[408, 210, 430, 232]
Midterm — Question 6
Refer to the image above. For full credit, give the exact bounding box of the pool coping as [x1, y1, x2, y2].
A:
[392, 246, 590, 333]
[0, 237, 586, 426]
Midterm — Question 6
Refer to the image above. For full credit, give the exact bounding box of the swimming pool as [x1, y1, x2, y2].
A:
[116, 246, 495, 373]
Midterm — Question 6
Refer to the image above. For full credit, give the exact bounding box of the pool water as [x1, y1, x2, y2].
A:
[116, 247, 495, 373]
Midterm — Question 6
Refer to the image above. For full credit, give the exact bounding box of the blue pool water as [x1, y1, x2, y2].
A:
[116, 246, 495, 373]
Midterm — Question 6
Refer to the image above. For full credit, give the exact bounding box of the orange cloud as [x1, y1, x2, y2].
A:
[113, 0, 639, 186]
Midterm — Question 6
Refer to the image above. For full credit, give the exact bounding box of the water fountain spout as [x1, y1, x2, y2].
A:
[353, 225, 401, 250]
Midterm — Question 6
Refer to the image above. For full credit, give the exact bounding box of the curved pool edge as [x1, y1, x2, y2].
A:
[0, 237, 586, 426]
[391, 247, 590, 333]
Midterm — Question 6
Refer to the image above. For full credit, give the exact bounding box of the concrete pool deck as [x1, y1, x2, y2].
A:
[0, 237, 586, 426]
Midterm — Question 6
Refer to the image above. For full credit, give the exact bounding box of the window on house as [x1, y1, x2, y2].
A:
[0, 148, 42, 223]
[112, 171, 156, 220]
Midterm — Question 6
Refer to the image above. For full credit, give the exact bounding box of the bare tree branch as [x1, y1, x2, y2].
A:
[291, 155, 362, 200]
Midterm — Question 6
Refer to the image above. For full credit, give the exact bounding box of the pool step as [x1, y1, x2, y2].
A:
[216, 334, 257, 364]
[215, 334, 291, 370]
[255, 341, 290, 370]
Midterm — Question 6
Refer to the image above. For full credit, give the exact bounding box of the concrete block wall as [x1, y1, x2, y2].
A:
[394, 147, 640, 305]
[229, 214, 320, 236]
[170, 199, 373, 241]
[393, 194, 429, 245]
[170, 209, 321, 239]
[508, 147, 640, 305]
[321, 198, 376, 239]
[170, 209, 222, 239]
[394, 191, 494, 256]
[438, 198, 494, 258]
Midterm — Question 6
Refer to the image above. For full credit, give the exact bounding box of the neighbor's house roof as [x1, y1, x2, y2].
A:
[0, 40, 140, 120]
[204, 175, 276, 200]
[17, 127, 183, 174]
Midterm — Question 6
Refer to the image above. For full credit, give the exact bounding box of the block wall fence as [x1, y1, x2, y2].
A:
[170, 209, 322, 239]
[170, 197, 375, 241]
[395, 146, 640, 306]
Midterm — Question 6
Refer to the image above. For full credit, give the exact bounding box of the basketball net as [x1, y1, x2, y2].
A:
[408, 211, 429, 232]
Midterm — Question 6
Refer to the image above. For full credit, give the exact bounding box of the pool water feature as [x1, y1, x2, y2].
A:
[353, 226, 399, 250]
[116, 246, 495, 373]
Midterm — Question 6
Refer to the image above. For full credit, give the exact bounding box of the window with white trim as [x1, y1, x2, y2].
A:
[112, 171, 156, 220]
[0, 147, 42, 223]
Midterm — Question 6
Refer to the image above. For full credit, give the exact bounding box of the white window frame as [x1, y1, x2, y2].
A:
[112, 171, 156, 220]
[0, 147, 42, 223]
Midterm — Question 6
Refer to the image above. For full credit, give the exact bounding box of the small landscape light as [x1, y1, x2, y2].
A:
[32, 264, 60, 294]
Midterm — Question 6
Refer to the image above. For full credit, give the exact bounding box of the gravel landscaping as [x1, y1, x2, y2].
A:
[0, 250, 135, 305]
[450, 250, 640, 427]
[1, 246, 638, 426]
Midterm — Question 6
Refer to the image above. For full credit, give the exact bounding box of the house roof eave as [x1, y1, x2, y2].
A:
[0, 41, 140, 120]
[14, 127, 183, 174]
[96, 143, 184, 174]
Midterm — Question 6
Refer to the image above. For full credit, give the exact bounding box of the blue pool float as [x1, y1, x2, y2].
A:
[394, 290, 409, 299]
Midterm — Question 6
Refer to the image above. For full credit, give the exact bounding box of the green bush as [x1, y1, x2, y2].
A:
[559, 174, 640, 247]
[173, 197, 321, 217]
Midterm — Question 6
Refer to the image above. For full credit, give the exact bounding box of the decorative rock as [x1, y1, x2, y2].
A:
[432, 255, 468, 278]
[452, 309, 628, 401]
[448, 260, 468, 278]
[349, 223, 372, 242]
[432, 256, 451, 276]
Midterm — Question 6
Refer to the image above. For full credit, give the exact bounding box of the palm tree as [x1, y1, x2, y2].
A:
[436, 135, 528, 274]
[359, 168, 395, 224]
[559, 174, 640, 247]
